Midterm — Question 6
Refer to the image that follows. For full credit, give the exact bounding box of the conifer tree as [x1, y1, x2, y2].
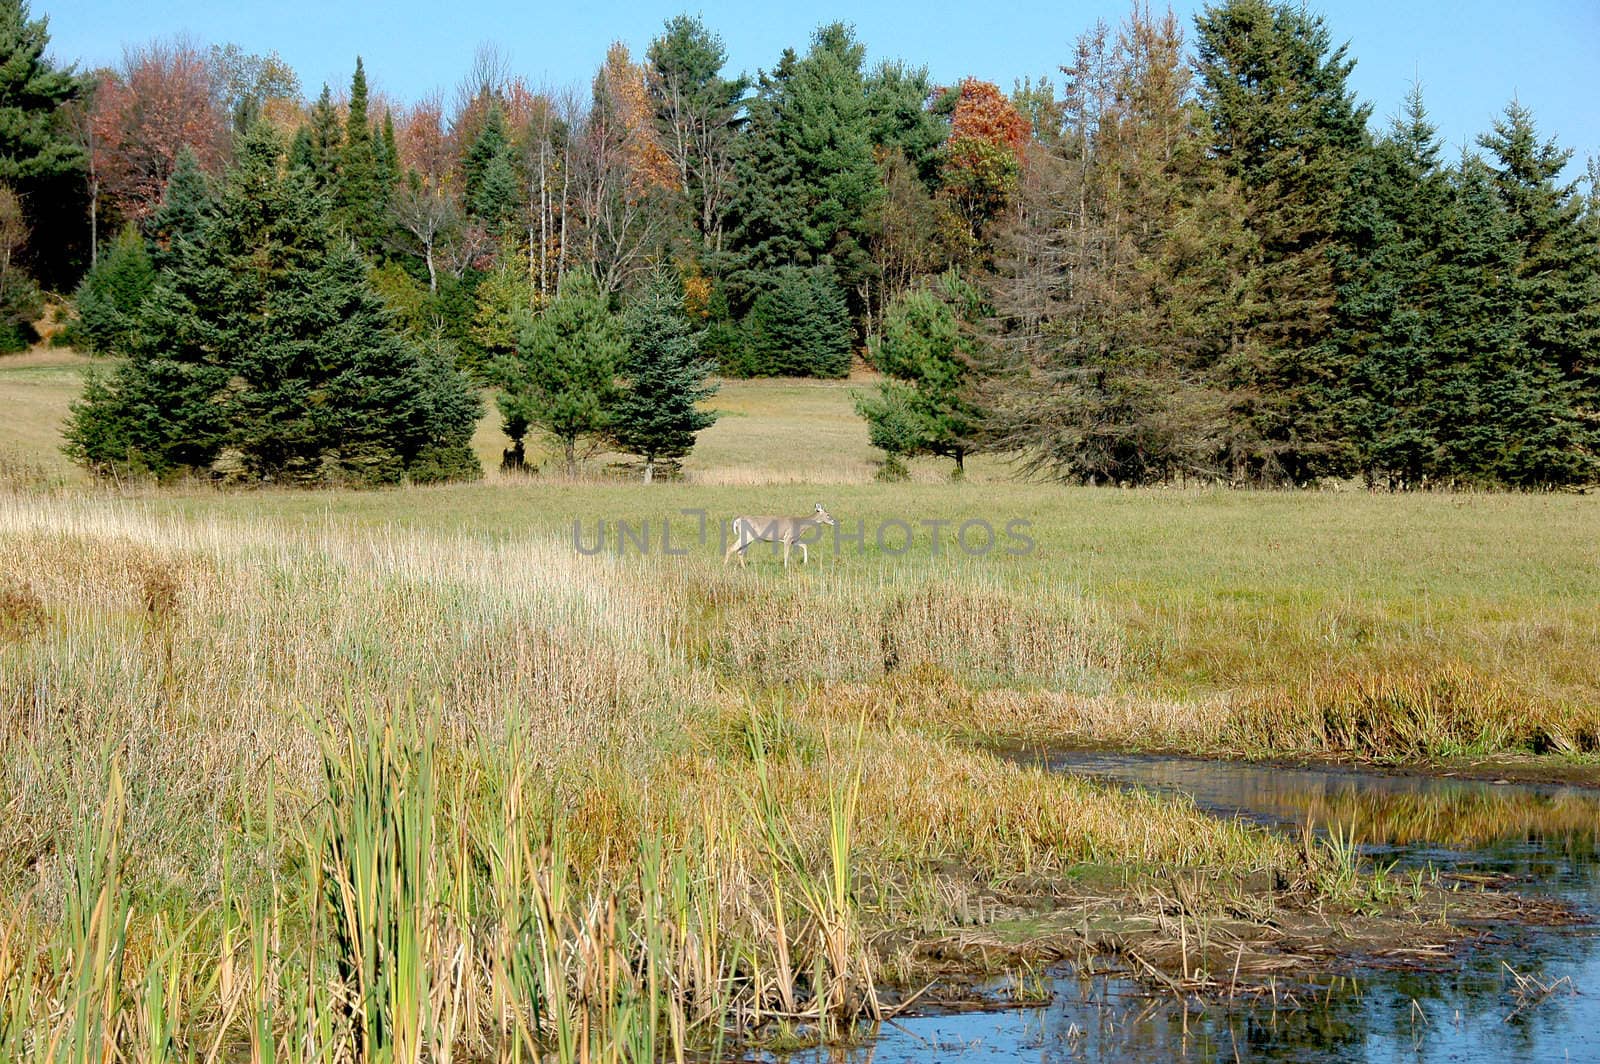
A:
[742, 266, 852, 378]
[379, 110, 402, 189]
[1431, 153, 1591, 487]
[645, 14, 748, 249]
[0, 0, 84, 184]
[146, 146, 212, 269]
[1331, 86, 1450, 486]
[856, 270, 987, 474]
[72, 223, 153, 353]
[610, 270, 719, 481]
[1194, 0, 1371, 483]
[299, 84, 343, 191]
[66, 124, 481, 484]
[1480, 102, 1600, 415]
[725, 24, 882, 322]
[463, 105, 515, 221]
[493, 272, 622, 474]
[335, 58, 386, 250]
[0, 0, 87, 282]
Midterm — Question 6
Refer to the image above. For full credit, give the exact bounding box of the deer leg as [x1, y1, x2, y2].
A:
[799, 542, 809, 565]
[783, 539, 791, 569]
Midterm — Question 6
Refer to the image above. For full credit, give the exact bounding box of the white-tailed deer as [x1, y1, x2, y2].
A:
[724, 503, 836, 568]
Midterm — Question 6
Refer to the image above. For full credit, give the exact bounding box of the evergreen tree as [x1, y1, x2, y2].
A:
[742, 265, 852, 378]
[379, 110, 402, 189]
[856, 270, 986, 474]
[72, 224, 154, 354]
[462, 105, 516, 223]
[0, 0, 84, 184]
[1331, 86, 1450, 487]
[725, 24, 882, 323]
[493, 272, 622, 474]
[298, 84, 343, 191]
[610, 270, 719, 481]
[1433, 153, 1591, 487]
[65, 124, 481, 484]
[864, 61, 946, 190]
[335, 58, 387, 250]
[699, 283, 743, 375]
[991, 8, 1244, 486]
[1194, 0, 1371, 483]
[146, 146, 212, 269]
[1479, 102, 1600, 416]
[0, 0, 87, 284]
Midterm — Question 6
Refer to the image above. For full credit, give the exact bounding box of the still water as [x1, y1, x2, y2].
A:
[780, 753, 1600, 1062]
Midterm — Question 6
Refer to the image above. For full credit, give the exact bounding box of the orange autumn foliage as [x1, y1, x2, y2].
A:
[948, 78, 1031, 156]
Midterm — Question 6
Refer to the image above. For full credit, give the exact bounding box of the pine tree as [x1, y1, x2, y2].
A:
[1194, 0, 1371, 484]
[0, 0, 83, 184]
[856, 270, 987, 475]
[725, 24, 882, 323]
[72, 224, 154, 353]
[864, 61, 946, 190]
[0, 0, 87, 284]
[65, 124, 481, 484]
[742, 266, 852, 378]
[493, 272, 622, 474]
[646, 15, 748, 248]
[610, 270, 719, 481]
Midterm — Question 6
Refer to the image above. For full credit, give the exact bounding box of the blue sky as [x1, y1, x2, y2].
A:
[46, 0, 1599, 179]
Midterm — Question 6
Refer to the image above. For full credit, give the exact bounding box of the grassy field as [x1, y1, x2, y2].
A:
[3, 347, 1599, 1060]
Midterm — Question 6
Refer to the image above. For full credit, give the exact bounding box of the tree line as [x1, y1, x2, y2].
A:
[6, 0, 1600, 486]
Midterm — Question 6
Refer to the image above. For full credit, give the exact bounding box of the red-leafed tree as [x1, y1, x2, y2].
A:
[395, 94, 454, 190]
[90, 39, 228, 228]
[940, 77, 1032, 247]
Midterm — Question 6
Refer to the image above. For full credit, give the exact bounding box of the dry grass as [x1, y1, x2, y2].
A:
[0, 491, 1301, 1061]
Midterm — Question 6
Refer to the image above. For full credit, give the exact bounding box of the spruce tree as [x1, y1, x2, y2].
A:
[742, 266, 852, 378]
[493, 272, 622, 474]
[146, 146, 212, 269]
[1194, 0, 1371, 483]
[379, 110, 402, 189]
[1331, 87, 1449, 487]
[1479, 102, 1600, 427]
[335, 58, 386, 251]
[72, 224, 154, 354]
[66, 124, 481, 484]
[610, 271, 719, 482]
[299, 85, 343, 192]
[856, 270, 986, 474]
[463, 105, 518, 232]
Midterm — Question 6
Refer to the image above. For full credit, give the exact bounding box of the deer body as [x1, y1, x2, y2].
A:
[724, 504, 836, 568]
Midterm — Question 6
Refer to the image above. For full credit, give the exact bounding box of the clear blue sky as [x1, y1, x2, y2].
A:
[45, 0, 1599, 179]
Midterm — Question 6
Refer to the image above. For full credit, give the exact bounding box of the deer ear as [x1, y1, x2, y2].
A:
[815, 502, 823, 511]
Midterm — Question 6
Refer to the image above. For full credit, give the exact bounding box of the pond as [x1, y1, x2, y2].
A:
[778, 752, 1600, 1062]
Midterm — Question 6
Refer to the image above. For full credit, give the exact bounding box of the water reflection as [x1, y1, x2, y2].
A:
[774, 754, 1600, 1063]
